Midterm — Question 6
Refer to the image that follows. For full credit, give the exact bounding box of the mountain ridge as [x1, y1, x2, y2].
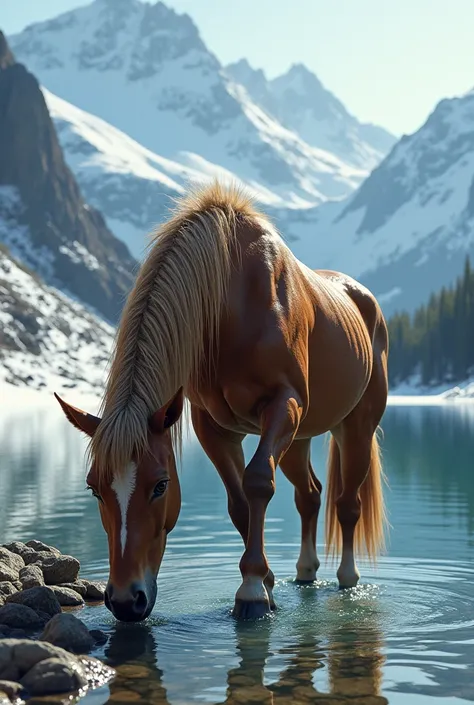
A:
[225, 58, 396, 170]
[0, 30, 136, 323]
[8, 0, 393, 208]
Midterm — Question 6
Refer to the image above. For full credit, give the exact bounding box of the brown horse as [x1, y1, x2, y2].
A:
[55, 183, 388, 622]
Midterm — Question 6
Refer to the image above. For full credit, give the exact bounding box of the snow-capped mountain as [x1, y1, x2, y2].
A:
[44, 89, 298, 258]
[9, 0, 388, 207]
[0, 31, 132, 393]
[226, 59, 396, 171]
[0, 31, 136, 322]
[282, 90, 474, 316]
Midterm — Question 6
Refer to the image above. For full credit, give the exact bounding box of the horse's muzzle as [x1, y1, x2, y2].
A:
[105, 581, 151, 622]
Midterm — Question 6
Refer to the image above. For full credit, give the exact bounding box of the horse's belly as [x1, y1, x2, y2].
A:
[299, 328, 373, 436]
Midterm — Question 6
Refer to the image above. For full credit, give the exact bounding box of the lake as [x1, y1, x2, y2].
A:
[1, 401, 474, 704]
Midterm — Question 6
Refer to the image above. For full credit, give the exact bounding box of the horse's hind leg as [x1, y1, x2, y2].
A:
[279, 439, 322, 583]
[191, 406, 276, 606]
[233, 390, 303, 619]
[327, 355, 388, 588]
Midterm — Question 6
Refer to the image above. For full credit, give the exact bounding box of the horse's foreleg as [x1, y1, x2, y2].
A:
[233, 391, 303, 619]
[279, 439, 322, 583]
[190, 405, 276, 606]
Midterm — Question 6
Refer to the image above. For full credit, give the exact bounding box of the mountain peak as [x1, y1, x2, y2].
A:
[0, 31, 15, 70]
[274, 63, 325, 93]
[0, 31, 135, 321]
[226, 58, 268, 93]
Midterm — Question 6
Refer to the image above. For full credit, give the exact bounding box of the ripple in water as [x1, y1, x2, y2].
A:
[76, 555, 474, 705]
[3, 404, 474, 703]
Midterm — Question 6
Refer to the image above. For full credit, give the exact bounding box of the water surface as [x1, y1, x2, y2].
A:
[1, 402, 474, 704]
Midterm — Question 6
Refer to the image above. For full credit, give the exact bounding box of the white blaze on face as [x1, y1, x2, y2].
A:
[111, 462, 137, 556]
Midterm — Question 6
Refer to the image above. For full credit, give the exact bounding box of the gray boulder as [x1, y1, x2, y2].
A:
[0, 637, 115, 696]
[19, 565, 44, 590]
[0, 582, 17, 598]
[0, 603, 46, 629]
[0, 564, 18, 583]
[41, 614, 95, 654]
[25, 540, 61, 556]
[2, 543, 36, 561]
[57, 581, 87, 598]
[80, 579, 105, 601]
[0, 680, 24, 700]
[31, 554, 80, 585]
[7, 587, 61, 617]
[21, 657, 87, 695]
[50, 586, 84, 607]
[0, 548, 24, 574]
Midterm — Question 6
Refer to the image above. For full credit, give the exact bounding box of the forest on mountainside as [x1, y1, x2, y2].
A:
[388, 257, 474, 387]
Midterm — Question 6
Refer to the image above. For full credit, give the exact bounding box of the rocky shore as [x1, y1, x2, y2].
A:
[0, 540, 114, 702]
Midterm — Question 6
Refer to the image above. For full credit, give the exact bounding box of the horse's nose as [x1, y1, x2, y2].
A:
[105, 582, 149, 622]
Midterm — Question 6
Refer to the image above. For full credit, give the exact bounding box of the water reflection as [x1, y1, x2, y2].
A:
[2, 401, 474, 703]
[101, 608, 388, 705]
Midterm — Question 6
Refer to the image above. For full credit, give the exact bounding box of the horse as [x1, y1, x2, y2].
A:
[55, 182, 388, 622]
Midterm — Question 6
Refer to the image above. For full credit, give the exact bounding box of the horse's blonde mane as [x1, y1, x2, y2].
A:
[91, 181, 264, 480]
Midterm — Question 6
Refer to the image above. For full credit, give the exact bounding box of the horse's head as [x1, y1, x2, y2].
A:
[55, 389, 183, 622]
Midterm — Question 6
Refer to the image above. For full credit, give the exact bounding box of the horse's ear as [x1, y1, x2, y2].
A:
[150, 388, 184, 434]
[54, 393, 101, 437]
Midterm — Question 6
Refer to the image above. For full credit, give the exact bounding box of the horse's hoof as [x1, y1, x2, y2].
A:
[232, 599, 271, 620]
[338, 577, 360, 589]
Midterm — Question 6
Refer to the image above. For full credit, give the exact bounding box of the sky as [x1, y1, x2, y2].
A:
[3, 0, 474, 136]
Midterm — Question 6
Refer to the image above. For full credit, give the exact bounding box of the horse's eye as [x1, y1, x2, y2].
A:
[87, 486, 103, 503]
[153, 479, 169, 499]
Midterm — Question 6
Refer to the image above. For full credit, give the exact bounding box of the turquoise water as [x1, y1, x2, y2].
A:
[1, 402, 474, 704]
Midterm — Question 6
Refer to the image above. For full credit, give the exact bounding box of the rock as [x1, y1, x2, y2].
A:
[0, 639, 71, 680]
[0, 582, 17, 598]
[41, 614, 95, 654]
[37, 610, 54, 624]
[7, 587, 61, 618]
[31, 555, 80, 585]
[0, 564, 18, 583]
[51, 586, 84, 607]
[19, 565, 44, 590]
[7, 628, 26, 639]
[0, 680, 24, 700]
[0, 604, 46, 629]
[89, 629, 108, 646]
[23, 550, 53, 565]
[58, 581, 87, 598]
[25, 540, 61, 556]
[0, 548, 24, 574]
[80, 579, 105, 601]
[2, 542, 36, 561]
[21, 656, 87, 695]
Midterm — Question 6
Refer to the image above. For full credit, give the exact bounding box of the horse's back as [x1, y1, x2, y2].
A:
[315, 269, 388, 349]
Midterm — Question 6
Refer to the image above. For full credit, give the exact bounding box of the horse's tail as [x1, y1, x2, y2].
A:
[325, 432, 386, 561]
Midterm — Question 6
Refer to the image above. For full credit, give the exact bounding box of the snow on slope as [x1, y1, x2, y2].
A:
[9, 0, 369, 208]
[44, 89, 305, 257]
[226, 60, 396, 171]
[279, 90, 474, 316]
[0, 238, 113, 395]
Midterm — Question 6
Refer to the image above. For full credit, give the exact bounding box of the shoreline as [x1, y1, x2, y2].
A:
[2, 380, 474, 411]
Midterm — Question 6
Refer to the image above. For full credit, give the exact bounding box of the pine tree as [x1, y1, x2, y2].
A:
[387, 255, 473, 387]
